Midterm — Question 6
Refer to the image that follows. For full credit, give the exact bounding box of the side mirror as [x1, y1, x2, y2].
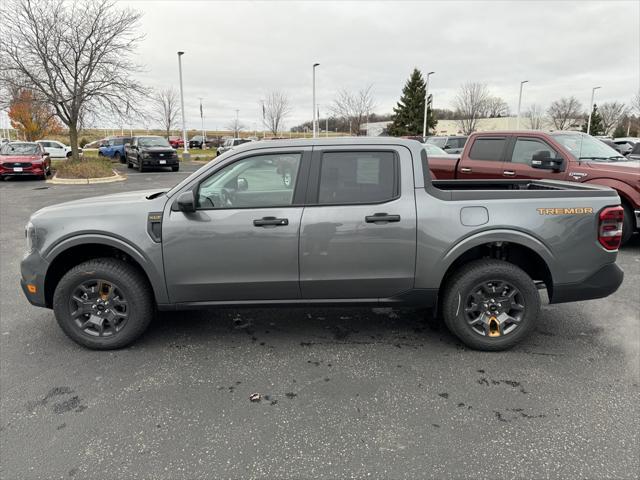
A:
[237, 177, 249, 191]
[174, 191, 196, 212]
[531, 151, 565, 172]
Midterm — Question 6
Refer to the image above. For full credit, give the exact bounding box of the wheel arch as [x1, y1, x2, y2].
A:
[43, 235, 167, 308]
[436, 230, 556, 300]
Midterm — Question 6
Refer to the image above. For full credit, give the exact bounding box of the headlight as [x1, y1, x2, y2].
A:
[25, 221, 37, 253]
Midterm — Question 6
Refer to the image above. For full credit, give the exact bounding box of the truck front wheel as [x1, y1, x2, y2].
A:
[441, 259, 540, 351]
[52, 258, 154, 349]
[621, 203, 634, 246]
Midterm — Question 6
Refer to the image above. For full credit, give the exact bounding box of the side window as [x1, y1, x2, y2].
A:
[317, 151, 397, 205]
[468, 137, 507, 161]
[39, 142, 50, 148]
[511, 138, 556, 165]
[107, 139, 115, 147]
[197, 153, 302, 209]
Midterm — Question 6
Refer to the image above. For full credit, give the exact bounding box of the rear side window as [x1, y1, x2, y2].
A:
[318, 151, 398, 205]
[468, 137, 506, 161]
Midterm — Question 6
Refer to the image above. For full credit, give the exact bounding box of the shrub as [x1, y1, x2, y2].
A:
[79, 137, 88, 148]
[54, 158, 114, 179]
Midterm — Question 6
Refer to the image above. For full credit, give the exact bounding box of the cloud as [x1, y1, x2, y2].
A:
[124, 0, 639, 130]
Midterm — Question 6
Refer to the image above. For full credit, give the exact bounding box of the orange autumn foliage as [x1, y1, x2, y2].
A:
[8, 90, 62, 141]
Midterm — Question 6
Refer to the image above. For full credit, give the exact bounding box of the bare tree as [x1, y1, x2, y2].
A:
[453, 82, 490, 135]
[226, 118, 246, 137]
[263, 91, 291, 136]
[598, 101, 628, 136]
[525, 104, 545, 130]
[632, 91, 640, 115]
[0, 0, 147, 159]
[153, 88, 180, 138]
[330, 85, 375, 135]
[547, 97, 583, 130]
[483, 96, 510, 118]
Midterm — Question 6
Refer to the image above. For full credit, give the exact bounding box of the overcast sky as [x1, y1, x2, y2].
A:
[88, 0, 640, 130]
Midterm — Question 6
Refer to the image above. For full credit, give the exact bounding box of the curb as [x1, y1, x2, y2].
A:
[47, 170, 126, 185]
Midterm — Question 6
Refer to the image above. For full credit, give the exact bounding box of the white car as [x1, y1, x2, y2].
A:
[36, 140, 82, 159]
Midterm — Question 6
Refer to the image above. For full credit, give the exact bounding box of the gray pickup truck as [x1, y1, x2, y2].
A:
[20, 138, 624, 351]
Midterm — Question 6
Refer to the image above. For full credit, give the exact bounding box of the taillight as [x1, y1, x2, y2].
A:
[598, 206, 624, 250]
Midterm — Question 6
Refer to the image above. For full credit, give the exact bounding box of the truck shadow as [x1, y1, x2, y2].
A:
[140, 307, 462, 351]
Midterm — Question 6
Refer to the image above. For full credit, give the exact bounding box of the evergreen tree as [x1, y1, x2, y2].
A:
[582, 104, 605, 136]
[387, 68, 437, 137]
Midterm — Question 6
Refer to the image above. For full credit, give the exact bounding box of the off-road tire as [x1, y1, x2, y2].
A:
[53, 258, 154, 349]
[114, 152, 122, 163]
[442, 259, 540, 351]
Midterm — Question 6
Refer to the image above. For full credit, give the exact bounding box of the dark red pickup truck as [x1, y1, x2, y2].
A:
[428, 130, 640, 244]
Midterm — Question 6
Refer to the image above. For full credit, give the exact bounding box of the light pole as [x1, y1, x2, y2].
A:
[516, 80, 529, 130]
[422, 71, 435, 139]
[312, 63, 320, 138]
[177, 51, 189, 157]
[587, 86, 601, 135]
[198, 97, 205, 148]
[235, 109, 240, 137]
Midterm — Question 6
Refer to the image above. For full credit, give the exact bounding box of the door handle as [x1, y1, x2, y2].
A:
[460, 167, 472, 173]
[503, 170, 516, 176]
[253, 216, 289, 227]
[365, 213, 401, 224]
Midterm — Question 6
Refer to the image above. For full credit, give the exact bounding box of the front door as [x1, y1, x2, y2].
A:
[162, 149, 310, 303]
[299, 147, 417, 299]
[504, 136, 569, 181]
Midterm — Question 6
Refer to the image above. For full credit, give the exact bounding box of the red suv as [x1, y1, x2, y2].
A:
[0, 142, 51, 180]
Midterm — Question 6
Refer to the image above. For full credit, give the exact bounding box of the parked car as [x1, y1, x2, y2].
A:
[427, 130, 640, 244]
[612, 137, 639, 156]
[627, 142, 640, 161]
[423, 142, 459, 159]
[20, 138, 624, 351]
[124, 135, 179, 172]
[188, 135, 215, 149]
[36, 140, 82, 159]
[216, 137, 252, 156]
[98, 137, 132, 163]
[168, 136, 185, 149]
[0, 142, 51, 180]
[426, 135, 468, 154]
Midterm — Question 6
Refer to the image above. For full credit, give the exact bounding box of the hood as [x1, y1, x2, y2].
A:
[31, 189, 167, 219]
[0, 154, 43, 163]
[140, 146, 176, 153]
[585, 160, 640, 176]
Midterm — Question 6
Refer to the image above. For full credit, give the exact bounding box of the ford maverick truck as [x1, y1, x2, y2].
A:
[428, 130, 640, 244]
[21, 138, 624, 351]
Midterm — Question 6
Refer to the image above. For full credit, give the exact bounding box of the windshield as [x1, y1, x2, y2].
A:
[138, 137, 170, 148]
[423, 143, 449, 156]
[426, 137, 447, 148]
[0, 143, 39, 155]
[551, 133, 625, 161]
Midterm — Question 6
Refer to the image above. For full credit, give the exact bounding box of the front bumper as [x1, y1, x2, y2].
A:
[20, 249, 50, 308]
[1, 167, 46, 177]
[550, 263, 624, 304]
[142, 157, 179, 167]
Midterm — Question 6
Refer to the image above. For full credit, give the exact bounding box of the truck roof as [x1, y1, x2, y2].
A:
[229, 136, 421, 153]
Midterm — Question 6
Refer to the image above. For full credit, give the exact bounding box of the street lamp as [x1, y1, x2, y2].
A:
[587, 86, 601, 135]
[177, 51, 189, 157]
[516, 80, 529, 130]
[312, 63, 320, 138]
[422, 71, 435, 139]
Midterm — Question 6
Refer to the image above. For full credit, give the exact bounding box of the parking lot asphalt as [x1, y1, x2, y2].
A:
[1, 163, 638, 479]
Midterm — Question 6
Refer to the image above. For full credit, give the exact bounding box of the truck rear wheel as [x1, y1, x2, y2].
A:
[52, 258, 154, 349]
[442, 259, 540, 351]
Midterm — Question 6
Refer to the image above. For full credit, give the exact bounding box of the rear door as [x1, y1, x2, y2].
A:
[504, 135, 569, 180]
[457, 135, 509, 178]
[299, 146, 417, 299]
